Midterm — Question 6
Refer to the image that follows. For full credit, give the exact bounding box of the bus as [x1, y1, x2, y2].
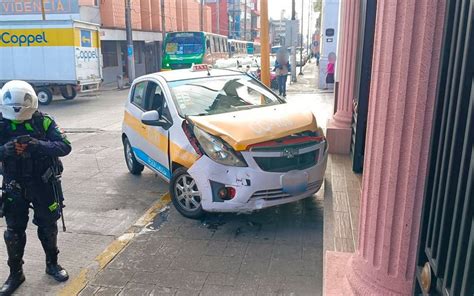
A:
[228, 39, 248, 58]
[246, 41, 261, 55]
[162, 31, 228, 70]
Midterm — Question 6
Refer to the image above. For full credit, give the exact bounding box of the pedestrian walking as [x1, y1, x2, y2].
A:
[325, 52, 336, 89]
[274, 48, 291, 97]
[315, 52, 320, 66]
[0, 81, 72, 296]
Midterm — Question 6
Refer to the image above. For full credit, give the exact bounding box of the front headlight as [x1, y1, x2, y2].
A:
[193, 126, 247, 167]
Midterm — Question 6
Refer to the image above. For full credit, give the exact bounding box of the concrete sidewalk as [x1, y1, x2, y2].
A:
[77, 192, 325, 296]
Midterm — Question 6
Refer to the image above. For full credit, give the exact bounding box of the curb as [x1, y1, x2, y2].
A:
[58, 193, 171, 296]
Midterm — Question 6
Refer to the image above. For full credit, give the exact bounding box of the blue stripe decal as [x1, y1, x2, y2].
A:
[132, 147, 171, 179]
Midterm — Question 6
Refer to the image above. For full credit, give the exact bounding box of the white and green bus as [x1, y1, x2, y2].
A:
[162, 31, 229, 70]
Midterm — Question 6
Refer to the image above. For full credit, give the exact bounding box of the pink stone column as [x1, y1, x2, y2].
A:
[324, 1, 447, 295]
[326, 0, 360, 154]
[344, 1, 446, 294]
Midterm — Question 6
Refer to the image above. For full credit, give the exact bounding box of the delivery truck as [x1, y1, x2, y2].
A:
[0, 19, 102, 105]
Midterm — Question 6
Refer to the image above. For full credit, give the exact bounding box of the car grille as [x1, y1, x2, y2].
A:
[254, 149, 318, 172]
[170, 63, 192, 70]
[249, 180, 323, 201]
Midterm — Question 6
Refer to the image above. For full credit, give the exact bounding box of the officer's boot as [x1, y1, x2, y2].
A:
[0, 229, 26, 296]
[37, 224, 69, 282]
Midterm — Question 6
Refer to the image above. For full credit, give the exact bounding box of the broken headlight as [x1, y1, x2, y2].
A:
[193, 126, 247, 167]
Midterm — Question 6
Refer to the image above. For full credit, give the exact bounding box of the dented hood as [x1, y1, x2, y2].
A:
[189, 103, 318, 151]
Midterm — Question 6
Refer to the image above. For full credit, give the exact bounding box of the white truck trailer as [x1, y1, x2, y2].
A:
[0, 19, 102, 105]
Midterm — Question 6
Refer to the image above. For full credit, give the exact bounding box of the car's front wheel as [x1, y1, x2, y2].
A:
[171, 167, 204, 219]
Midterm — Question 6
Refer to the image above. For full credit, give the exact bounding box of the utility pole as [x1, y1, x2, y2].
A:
[244, 0, 247, 40]
[290, 0, 297, 82]
[160, 0, 165, 71]
[125, 0, 135, 82]
[40, 0, 46, 20]
[161, 0, 166, 35]
[299, 0, 304, 75]
[307, 0, 311, 54]
[200, 0, 204, 31]
[260, 0, 270, 88]
[217, 0, 220, 34]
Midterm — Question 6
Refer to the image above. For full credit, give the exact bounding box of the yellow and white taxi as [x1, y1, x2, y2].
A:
[122, 65, 328, 218]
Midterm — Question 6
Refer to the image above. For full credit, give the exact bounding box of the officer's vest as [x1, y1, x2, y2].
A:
[0, 111, 51, 179]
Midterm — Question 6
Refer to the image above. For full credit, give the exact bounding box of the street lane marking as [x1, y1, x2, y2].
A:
[58, 192, 171, 296]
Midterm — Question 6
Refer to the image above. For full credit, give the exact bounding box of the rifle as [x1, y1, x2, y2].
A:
[0, 186, 4, 218]
[42, 158, 66, 232]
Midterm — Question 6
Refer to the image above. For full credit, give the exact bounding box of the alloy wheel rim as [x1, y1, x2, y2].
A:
[175, 174, 201, 212]
[38, 92, 48, 103]
[125, 142, 134, 169]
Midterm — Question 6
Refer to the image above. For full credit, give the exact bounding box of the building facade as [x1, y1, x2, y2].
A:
[0, 0, 213, 85]
[98, 0, 212, 84]
[324, 0, 473, 294]
[207, 0, 259, 40]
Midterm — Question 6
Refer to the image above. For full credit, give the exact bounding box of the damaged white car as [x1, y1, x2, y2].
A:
[122, 65, 328, 218]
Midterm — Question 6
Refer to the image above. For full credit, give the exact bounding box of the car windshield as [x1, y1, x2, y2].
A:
[168, 75, 284, 117]
[165, 33, 204, 55]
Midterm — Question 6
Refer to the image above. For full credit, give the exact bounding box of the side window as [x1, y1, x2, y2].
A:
[144, 82, 164, 112]
[131, 81, 147, 109]
[145, 82, 173, 124]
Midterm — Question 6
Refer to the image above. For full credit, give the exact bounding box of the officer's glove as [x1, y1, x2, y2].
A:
[0, 141, 16, 158]
[25, 137, 41, 152]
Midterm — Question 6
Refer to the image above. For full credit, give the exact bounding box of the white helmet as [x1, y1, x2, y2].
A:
[0, 80, 38, 121]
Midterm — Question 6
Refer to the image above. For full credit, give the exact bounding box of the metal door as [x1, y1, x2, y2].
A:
[414, 0, 473, 295]
[350, 0, 376, 173]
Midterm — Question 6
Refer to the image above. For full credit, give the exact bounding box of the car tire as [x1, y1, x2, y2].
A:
[123, 137, 144, 175]
[37, 88, 53, 105]
[60, 85, 77, 100]
[170, 167, 205, 219]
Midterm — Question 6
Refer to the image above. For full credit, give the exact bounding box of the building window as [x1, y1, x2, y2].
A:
[101, 41, 118, 67]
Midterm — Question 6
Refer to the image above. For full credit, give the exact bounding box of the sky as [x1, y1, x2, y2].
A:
[269, 0, 305, 20]
[268, 0, 318, 38]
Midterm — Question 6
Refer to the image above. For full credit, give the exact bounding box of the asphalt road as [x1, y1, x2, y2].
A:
[0, 90, 170, 295]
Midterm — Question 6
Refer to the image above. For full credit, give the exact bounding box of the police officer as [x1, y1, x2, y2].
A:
[0, 81, 72, 295]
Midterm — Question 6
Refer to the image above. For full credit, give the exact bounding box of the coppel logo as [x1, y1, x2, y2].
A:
[76, 48, 98, 62]
[0, 32, 48, 47]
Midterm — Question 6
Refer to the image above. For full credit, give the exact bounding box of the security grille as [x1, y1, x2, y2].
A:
[415, 0, 473, 295]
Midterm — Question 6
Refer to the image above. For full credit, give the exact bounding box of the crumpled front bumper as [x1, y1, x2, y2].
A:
[187, 146, 328, 213]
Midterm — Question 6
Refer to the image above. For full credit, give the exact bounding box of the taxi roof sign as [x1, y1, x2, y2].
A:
[191, 64, 210, 72]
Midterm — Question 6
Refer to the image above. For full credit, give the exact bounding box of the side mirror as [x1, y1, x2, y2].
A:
[141, 110, 170, 128]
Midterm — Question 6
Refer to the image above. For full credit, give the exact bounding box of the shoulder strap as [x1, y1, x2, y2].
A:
[31, 111, 49, 136]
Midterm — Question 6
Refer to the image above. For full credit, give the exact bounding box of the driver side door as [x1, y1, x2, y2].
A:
[139, 80, 172, 181]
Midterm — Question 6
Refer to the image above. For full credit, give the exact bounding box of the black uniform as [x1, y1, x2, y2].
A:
[0, 111, 71, 295]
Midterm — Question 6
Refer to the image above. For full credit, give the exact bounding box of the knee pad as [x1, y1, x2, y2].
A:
[4, 228, 26, 243]
[37, 223, 58, 241]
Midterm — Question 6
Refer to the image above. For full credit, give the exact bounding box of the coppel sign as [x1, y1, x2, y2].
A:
[76, 48, 99, 62]
[0, 31, 47, 46]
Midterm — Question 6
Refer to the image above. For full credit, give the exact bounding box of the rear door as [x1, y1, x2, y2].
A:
[124, 80, 148, 165]
[74, 24, 102, 84]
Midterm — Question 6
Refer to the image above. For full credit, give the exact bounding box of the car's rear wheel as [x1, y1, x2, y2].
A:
[171, 167, 204, 219]
[123, 137, 144, 175]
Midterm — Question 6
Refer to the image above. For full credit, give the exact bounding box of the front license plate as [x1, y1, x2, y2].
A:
[281, 170, 308, 194]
